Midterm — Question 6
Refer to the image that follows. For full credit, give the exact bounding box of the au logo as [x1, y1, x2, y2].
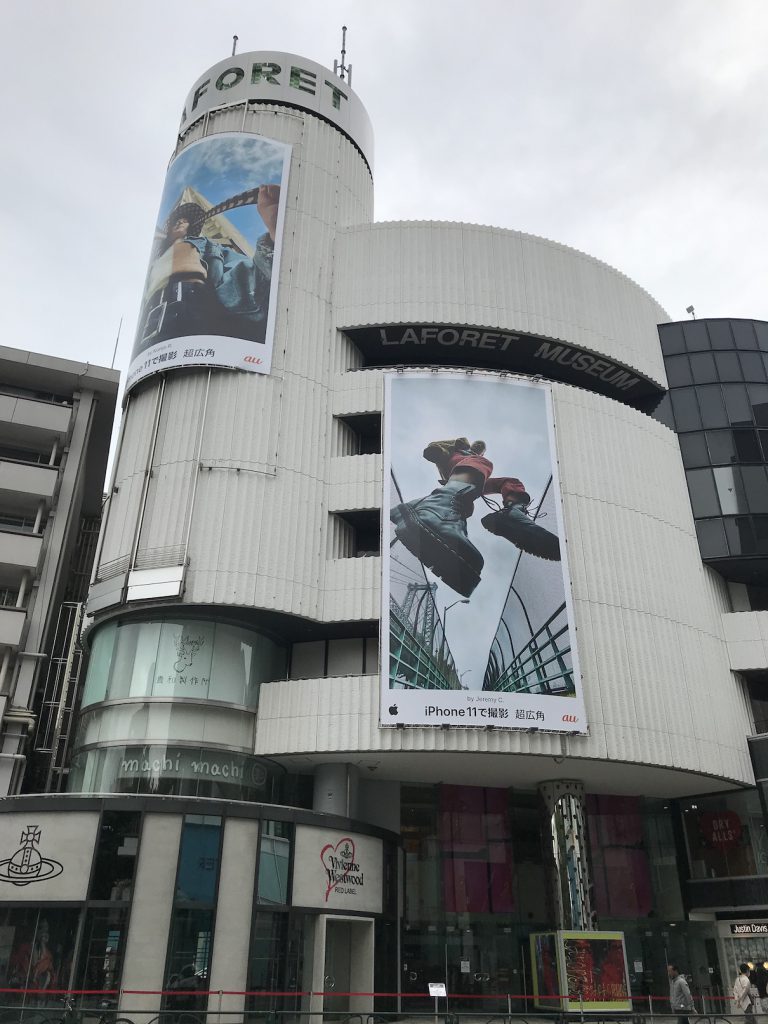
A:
[0, 826, 63, 886]
[561, 714, 578, 723]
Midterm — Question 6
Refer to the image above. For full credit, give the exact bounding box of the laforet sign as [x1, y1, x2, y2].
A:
[180, 51, 374, 168]
[343, 325, 665, 409]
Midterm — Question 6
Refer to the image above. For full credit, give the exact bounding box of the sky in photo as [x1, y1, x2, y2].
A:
[386, 374, 568, 688]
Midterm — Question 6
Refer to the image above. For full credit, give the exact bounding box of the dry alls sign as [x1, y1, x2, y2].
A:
[292, 826, 383, 913]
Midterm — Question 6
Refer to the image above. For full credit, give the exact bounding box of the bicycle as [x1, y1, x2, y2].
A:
[38, 994, 135, 1024]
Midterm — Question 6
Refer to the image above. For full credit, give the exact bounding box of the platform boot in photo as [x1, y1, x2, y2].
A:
[390, 480, 484, 597]
[481, 498, 561, 561]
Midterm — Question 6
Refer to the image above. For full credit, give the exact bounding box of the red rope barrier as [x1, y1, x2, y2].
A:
[0, 985, 741, 1003]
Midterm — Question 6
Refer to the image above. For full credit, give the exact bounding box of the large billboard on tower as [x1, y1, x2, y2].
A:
[381, 370, 586, 733]
[127, 131, 291, 392]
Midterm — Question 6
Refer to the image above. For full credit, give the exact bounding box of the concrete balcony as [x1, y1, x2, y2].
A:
[722, 611, 768, 672]
[0, 607, 25, 647]
[0, 393, 71, 448]
[0, 459, 57, 510]
[0, 530, 42, 582]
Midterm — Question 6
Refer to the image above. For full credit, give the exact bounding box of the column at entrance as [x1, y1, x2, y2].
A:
[313, 763, 360, 817]
[539, 780, 595, 930]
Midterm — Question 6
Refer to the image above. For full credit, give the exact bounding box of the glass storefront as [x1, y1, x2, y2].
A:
[399, 784, 729, 1010]
[0, 907, 79, 1003]
[163, 815, 223, 1016]
[680, 791, 768, 879]
[81, 618, 287, 708]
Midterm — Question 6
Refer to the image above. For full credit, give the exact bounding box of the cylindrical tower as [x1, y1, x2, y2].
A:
[74, 52, 374, 799]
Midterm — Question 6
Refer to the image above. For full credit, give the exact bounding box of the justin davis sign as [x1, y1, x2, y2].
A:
[292, 825, 383, 914]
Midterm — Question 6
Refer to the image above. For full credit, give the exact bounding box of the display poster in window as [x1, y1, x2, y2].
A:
[530, 931, 631, 1012]
[0, 812, 99, 901]
[128, 132, 291, 392]
[531, 932, 562, 1010]
[292, 825, 383, 913]
[381, 371, 586, 732]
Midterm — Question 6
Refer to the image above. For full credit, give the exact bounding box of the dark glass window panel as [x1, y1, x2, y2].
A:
[664, 355, 693, 387]
[733, 428, 762, 462]
[724, 516, 754, 555]
[89, 810, 142, 900]
[686, 468, 720, 517]
[74, 907, 129, 1002]
[706, 430, 737, 464]
[175, 816, 222, 904]
[742, 466, 768, 514]
[248, 912, 291, 1003]
[659, 323, 686, 355]
[697, 386, 728, 428]
[733, 321, 758, 350]
[679, 432, 709, 467]
[713, 467, 748, 515]
[722, 384, 753, 426]
[695, 519, 728, 559]
[756, 323, 768, 352]
[164, 907, 212, 1010]
[707, 320, 735, 349]
[246, 912, 309, 1013]
[714, 351, 743, 382]
[652, 393, 674, 429]
[683, 320, 711, 351]
[762, 355, 768, 380]
[741, 351, 767, 382]
[670, 388, 702, 431]
[690, 352, 718, 384]
[749, 385, 768, 426]
[754, 516, 768, 554]
[747, 585, 768, 611]
[760, 430, 768, 461]
[257, 821, 292, 906]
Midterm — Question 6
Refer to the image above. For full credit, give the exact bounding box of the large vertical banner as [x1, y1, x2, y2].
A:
[128, 132, 291, 391]
[381, 371, 586, 732]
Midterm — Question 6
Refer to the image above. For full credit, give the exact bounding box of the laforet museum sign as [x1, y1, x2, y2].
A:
[344, 325, 665, 409]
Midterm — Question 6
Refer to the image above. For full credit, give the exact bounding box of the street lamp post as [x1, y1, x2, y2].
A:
[443, 598, 469, 635]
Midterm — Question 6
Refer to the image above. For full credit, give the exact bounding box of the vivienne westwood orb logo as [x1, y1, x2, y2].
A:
[0, 826, 63, 886]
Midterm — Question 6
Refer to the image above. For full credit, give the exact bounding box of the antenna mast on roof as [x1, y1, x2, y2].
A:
[232, 35, 238, 56]
[333, 25, 352, 87]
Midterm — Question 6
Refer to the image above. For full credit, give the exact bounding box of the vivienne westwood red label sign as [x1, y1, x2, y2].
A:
[700, 810, 742, 849]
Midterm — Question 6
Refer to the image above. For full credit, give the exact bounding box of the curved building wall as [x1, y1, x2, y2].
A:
[80, 55, 752, 806]
[254, 380, 753, 792]
[334, 222, 670, 387]
[93, 101, 374, 618]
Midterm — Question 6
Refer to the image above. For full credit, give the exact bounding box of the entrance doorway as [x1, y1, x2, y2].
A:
[317, 916, 375, 1015]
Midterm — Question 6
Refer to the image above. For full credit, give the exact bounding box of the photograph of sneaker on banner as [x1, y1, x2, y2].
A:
[382, 371, 586, 732]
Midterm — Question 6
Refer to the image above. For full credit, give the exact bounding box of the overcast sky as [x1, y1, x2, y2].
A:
[1, 0, 767, 391]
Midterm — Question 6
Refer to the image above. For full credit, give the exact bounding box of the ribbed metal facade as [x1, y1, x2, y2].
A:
[78, 52, 755, 802]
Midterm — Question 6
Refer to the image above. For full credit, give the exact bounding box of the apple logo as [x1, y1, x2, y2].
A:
[389, 704, 398, 716]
